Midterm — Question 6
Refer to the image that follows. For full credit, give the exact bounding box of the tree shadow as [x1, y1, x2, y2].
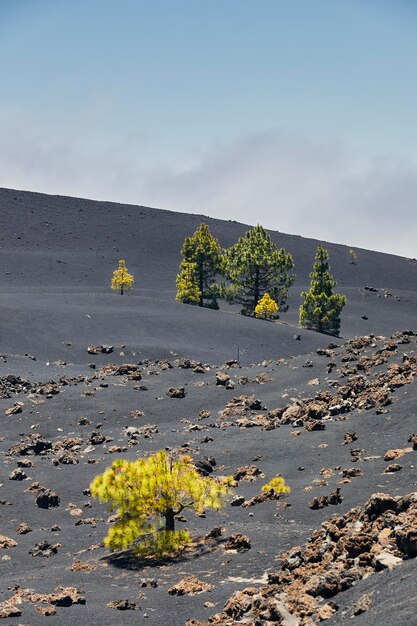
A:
[102, 534, 227, 571]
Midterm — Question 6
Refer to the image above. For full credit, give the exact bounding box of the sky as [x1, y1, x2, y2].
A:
[0, 0, 417, 256]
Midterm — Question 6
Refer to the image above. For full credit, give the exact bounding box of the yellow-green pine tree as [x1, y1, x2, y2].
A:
[262, 476, 291, 495]
[90, 450, 231, 557]
[349, 248, 357, 264]
[111, 259, 134, 295]
[176, 260, 201, 305]
[255, 292, 279, 320]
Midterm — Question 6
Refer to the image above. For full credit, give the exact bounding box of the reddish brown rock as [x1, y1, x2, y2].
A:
[166, 386, 186, 398]
[224, 534, 251, 552]
[168, 577, 213, 596]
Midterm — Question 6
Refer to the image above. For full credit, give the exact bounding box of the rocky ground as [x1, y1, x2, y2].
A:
[1, 331, 417, 625]
[1, 188, 417, 625]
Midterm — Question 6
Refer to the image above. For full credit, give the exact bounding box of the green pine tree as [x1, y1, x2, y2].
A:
[299, 245, 346, 335]
[177, 224, 221, 308]
[221, 225, 295, 315]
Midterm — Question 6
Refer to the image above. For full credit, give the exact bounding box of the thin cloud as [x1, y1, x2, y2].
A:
[0, 126, 416, 258]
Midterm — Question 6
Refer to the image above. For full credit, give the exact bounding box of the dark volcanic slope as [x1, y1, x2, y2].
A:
[1, 331, 417, 625]
[1, 187, 417, 364]
[1, 188, 417, 626]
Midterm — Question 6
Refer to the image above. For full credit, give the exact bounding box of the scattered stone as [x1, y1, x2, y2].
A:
[107, 599, 137, 610]
[408, 434, 417, 450]
[216, 371, 233, 387]
[5, 402, 24, 416]
[384, 463, 403, 473]
[224, 534, 251, 552]
[88, 431, 106, 445]
[71, 560, 97, 572]
[37, 382, 60, 395]
[166, 387, 185, 398]
[233, 465, 263, 482]
[30, 541, 60, 557]
[175, 358, 201, 369]
[17, 458, 33, 467]
[16, 523, 32, 535]
[35, 604, 56, 615]
[10, 438, 52, 456]
[98, 363, 141, 378]
[194, 456, 216, 476]
[342, 467, 363, 478]
[343, 431, 357, 445]
[223, 360, 240, 369]
[87, 344, 113, 354]
[9, 468, 27, 481]
[227, 395, 264, 411]
[168, 577, 213, 596]
[36, 490, 60, 509]
[0, 586, 85, 617]
[138, 578, 158, 588]
[353, 593, 373, 616]
[230, 495, 245, 507]
[0, 604, 21, 618]
[304, 420, 325, 431]
[309, 496, 329, 510]
[309, 488, 342, 510]
[0, 535, 17, 549]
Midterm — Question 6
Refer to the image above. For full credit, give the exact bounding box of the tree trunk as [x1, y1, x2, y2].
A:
[254, 267, 260, 312]
[121, 284, 124, 296]
[164, 508, 175, 532]
[198, 263, 204, 307]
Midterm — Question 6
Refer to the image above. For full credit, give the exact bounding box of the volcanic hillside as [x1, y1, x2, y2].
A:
[1, 187, 417, 626]
[1, 187, 417, 364]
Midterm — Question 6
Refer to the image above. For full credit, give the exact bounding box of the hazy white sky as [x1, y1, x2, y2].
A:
[1, 0, 417, 256]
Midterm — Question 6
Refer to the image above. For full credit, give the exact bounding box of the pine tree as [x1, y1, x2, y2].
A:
[90, 450, 231, 557]
[299, 245, 346, 336]
[176, 261, 201, 305]
[349, 248, 357, 264]
[111, 259, 134, 295]
[221, 225, 295, 315]
[254, 292, 279, 320]
[177, 224, 221, 308]
[261, 476, 291, 495]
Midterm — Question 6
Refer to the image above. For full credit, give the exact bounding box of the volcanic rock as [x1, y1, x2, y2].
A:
[87, 344, 113, 354]
[107, 599, 137, 610]
[36, 489, 60, 509]
[0, 535, 17, 549]
[224, 534, 251, 552]
[167, 386, 186, 398]
[5, 402, 24, 416]
[168, 577, 213, 595]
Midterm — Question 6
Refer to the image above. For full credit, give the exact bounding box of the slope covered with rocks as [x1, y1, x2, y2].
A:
[1, 188, 417, 624]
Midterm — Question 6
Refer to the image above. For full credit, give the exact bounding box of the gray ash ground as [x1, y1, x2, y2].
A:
[1, 188, 417, 625]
